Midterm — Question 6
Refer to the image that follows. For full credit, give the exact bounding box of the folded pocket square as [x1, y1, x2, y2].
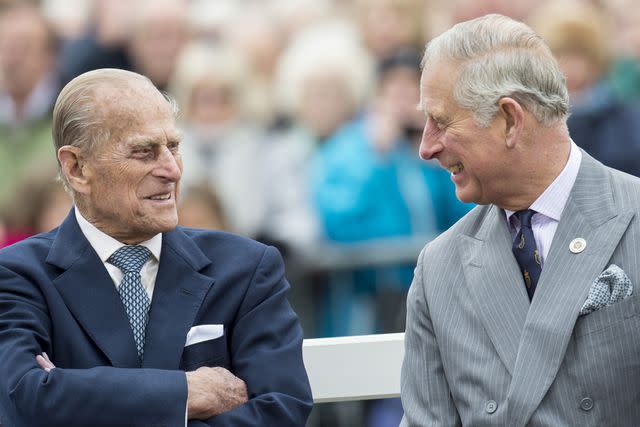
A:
[185, 324, 224, 347]
[579, 264, 633, 316]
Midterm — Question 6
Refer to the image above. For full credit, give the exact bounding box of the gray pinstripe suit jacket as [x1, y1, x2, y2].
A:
[401, 151, 640, 426]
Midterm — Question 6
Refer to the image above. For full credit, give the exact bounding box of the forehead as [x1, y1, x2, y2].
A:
[419, 60, 460, 115]
[96, 82, 178, 139]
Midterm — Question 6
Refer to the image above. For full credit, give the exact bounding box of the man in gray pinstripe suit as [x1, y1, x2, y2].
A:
[401, 14, 640, 427]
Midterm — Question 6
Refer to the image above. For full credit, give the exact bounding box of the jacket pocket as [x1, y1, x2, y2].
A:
[180, 336, 229, 371]
[574, 292, 640, 338]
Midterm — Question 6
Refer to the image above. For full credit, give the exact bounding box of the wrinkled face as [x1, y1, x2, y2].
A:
[0, 7, 52, 99]
[418, 60, 510, 205]
[81, 84, 183, 243]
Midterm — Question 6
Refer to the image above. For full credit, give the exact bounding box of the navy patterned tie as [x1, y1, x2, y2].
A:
[108, 245, 152, 359]
[512, 210, 542, 300]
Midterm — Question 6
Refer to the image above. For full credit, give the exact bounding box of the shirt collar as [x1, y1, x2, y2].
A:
[74, 206, 162, 263]
[505, 139, 582, 223]
[0, 72, 57, 125]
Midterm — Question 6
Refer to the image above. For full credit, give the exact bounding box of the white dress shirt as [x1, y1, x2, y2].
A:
[75, 208, 189, 425]
[74, 207, 161, 298]
[505, 140, 582, 266]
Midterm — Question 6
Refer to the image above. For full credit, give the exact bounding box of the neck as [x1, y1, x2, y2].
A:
[499, 124, 571, 211]
[75, 202, 151, 245]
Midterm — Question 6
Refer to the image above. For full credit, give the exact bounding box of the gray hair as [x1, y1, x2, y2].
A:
[52, 68, 177, 193]
[423, 14, 569, 127]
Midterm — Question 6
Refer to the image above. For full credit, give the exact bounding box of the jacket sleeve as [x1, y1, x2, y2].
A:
[400, 247, 462, 427]
[189, 245, 313, 427]
[0, 264, 188, 427]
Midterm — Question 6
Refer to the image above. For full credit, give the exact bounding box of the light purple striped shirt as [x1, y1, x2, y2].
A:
[505, 140, 582, 266]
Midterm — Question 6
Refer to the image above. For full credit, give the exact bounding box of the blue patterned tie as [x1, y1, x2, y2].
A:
[108, 245, 152, 359]
[512, 210, 542, 301]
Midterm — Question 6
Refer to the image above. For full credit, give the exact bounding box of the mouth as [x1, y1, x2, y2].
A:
[446, 163, 464, 175]
[145, 192, 173, 202]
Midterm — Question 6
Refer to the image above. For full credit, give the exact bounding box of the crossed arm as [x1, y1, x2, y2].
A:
[35, 352, 248, 421]
[0, 246, 311, 427]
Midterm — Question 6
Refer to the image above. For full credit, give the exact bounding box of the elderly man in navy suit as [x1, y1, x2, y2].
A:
[0, 68, 312, 426]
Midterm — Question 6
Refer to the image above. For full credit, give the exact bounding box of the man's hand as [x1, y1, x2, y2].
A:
[36, 352, 55, 372]
[186, 366, 248, 420]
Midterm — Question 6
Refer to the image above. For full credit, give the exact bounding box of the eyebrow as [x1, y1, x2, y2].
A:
[127, 134, 182, 149]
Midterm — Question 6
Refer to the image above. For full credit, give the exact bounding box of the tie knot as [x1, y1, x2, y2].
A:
[515, 209, 536, 227]
[108, 245, 152, 273]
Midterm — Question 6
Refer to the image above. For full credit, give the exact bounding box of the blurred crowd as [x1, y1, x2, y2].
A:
[1, 0, 640, 425]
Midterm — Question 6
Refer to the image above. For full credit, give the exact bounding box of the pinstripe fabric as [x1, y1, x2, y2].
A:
[401, 150, 640, 427]
[505, 140, 583, 265]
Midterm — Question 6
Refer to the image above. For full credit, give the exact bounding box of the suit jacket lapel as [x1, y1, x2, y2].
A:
[47, 210, 140, 367]
[141, 228, 213, 369]
[507, 152, 634, 426]
[459, 205, 529, 375]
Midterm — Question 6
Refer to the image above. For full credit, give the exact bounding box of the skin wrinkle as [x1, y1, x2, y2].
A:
[65, 76, 183, 244]
[418, 58, 569, 211]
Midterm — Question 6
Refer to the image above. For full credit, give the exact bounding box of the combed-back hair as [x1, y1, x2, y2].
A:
[52, 68, 177, 192]
[423, 14, 569, 127]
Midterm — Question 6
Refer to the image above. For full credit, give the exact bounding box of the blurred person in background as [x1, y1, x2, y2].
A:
[307, 43, 472, 427]
[264, 19, 373, 256]
[41, 0, 90, 41]
[0, 166, 72, 247]
[608, 0, 640, 102]
[170, 42, 268, 239]
[0, 219, 6, 248]
[225, 7, 287, 129]
[354, 0, 426, 64]
[178, 182, 230, 232]
[311, 48, 472, 338]
[451, 0, 540, 24]
[268, 19, 374, 427]
[531, 0, 640, 177]
[57, 0, 136, 86]
[127, 0, 188, 92]
[269, 0, 338, 43]
[59, 0, 188, 92]
[0, 1, 60, 211]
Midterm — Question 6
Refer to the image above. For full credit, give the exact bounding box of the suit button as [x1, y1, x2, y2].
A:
[580, 397, 594, 411]
[485, 400, 497, 414]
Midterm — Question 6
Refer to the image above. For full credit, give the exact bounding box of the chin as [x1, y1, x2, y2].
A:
[455, 189, 471, 204]
[159, 217, 179, 232]
[146, 215, 179, 235]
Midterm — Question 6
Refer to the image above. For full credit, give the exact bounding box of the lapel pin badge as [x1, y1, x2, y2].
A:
[569, 238, 586, 254]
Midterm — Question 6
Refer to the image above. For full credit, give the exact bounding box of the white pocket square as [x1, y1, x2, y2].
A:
[579, 264, 633, 316]
[185, 324, 224, 347]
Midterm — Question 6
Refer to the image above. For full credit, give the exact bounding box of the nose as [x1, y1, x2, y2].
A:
[154, 146, 182, 182]
[418, 125, 444, 160]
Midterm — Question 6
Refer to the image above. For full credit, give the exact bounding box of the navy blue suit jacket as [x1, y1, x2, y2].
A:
[0, 210, 312, 426]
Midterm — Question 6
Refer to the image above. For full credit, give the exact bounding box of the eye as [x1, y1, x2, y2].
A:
[132, 146, 154, 159]
[434, 118, 448, 131]
[167, 141, 180, 153]
[427, 115, 446, 132]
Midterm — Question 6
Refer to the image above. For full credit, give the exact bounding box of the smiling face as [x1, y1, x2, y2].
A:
[418, 60, 514, 206]
[78, 80, 183, 243]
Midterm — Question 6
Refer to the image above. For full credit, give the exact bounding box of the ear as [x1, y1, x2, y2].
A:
[58, 145, 92, 195]
[497, 97, 524, 149]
